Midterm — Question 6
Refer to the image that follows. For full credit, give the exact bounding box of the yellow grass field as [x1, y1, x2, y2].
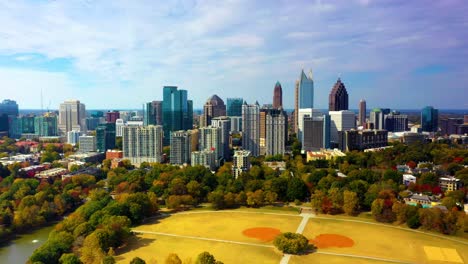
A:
[116, 210, 468, 264]
[301, 217, 468, 264]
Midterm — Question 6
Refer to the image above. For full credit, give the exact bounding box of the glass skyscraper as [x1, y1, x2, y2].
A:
[162, 86, 193, 145]
[421, 106, 438, 132]
[298, 70, 314, 108]
[226, 98, 243, 116]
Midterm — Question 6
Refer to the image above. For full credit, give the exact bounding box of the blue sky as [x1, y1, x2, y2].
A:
[0, 0, 467, 110]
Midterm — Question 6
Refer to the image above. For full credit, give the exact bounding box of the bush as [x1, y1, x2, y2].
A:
[407, 214, 421, 229]
[130, 257, 146, 264]
[273, 232, 311, 254]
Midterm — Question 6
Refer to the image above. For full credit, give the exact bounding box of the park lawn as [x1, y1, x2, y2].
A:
[290, 253, 391, 264]
[301, 217, 468, 263]
[136, 211, 302, 244]
[115, 233, 281, 264]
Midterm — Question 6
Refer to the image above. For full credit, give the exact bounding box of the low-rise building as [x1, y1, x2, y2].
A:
[404, 193, 437, 208]
[35, 168, 68, 180]
[403, 174, 416, 186]
[106, 150, 123, 160]
[439, 176, 463, 192]
[306, 148, 346, 162]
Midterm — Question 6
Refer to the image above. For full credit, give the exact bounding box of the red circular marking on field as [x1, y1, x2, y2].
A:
[242, 227, 281, 242]
[310, 234, 354, 248]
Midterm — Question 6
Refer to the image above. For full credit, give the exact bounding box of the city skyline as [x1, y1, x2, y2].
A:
[0, 1, 467, 109]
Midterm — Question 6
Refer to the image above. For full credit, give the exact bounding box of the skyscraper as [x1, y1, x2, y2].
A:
[384, 112, 408, 132]
[302, 114, 330, 152]
[162, 86, 193, 145]
[421, 106, 439, 132]
[226, 98, 243, 116]
[0, 99, 19, 116]
[34, 114, 58, 137]
[58, 100, 86, 136]
[265, 109, 287, 156]
[211, 116, 231, 160]
[370, 108, 383, 130]
[79, 135, 96, 153]
[359, 99, 366, 126]
[242, 101, 260, 156]
[273, 81, 283, 109]
[96, 123, 116, 152]
[329, 110, 356, 145]
[298, 69, 314, 109]
[144, 101, 163, 126]
[294, 80, 299, 134]
[199, 126, 223, 163]
[106, 111, 120, 123]
[201, 95, 226, 127]
[329, 78, 349, 111]
[170, 130, 191, 165]
[122, 125, 163, 166]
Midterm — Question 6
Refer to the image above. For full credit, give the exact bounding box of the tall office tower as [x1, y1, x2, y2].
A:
[34, 114, 58, 137]
[229, 116, 242, 132]
[170, 130, 191, 165]
[79, 135, 96, 153]
[259, 109, 267, 155]
[329, 78, 349, 111]
[0, 99, 19, 116]
[211, 116, 231, 160]
[226, 98, 243, 116]
[265, 109, 287, 156]
[242, 101, 260, 156]
[232, 150, 251, 178]
[358, 99, 366, 126]
[85, 117, 102, 131]
[421, 106, 439, 132]
[384, 112, 408, 132]
[144, 101, 163, 126]
[370, 108, 383, 130]
[106, 111, 120, 123]
[294, 80, 299, 134]
[273, 81, 283, 109]
[329, 110, 356, 145]
[201, 95, 226, 127]
[8, 116, 22, 139]
[297, 108, 322, 143]
[302, 114, 330, 152]
[115, 119, 125, 137]
[188, 129, 199, 152]
[58, 100, 86, 136]
[67, 130, 81, 145]
[298, 69, 314, 109]
[122, 125, 163, 166]
[191, 150, 216, 170]
[199, 126, 223, 163]
[163, 86, 193, 145]
[96, 123, 116, 152]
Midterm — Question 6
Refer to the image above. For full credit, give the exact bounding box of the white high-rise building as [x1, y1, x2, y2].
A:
[329, 110, 356, 144]
[122, 125, 163, 166]
[199, 126, 223, 163]
[191, 150, 216, 171]
[79, 135, 96, 152]
[67, 130, 81, 146]
[58, 100, 86, 136]
[211, 117, 231, 159]
[232, 150, 251, 178]
[170, 130, 191, 165]
[242, 102, 260, 156]
[229, 116, 242, 132]
[115, 119, 125, 137]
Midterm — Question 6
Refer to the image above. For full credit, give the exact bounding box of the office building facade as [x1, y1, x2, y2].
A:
[329, 110, 356, 145]
[265, 109, 287, 156]
[58, 100, 86, 136]
[242, 102, 260, 156]
[79, 135, 96, 153]
[226, 98, 243, 116]
[163, 86, 193, 145]
[302, 114, 330, 152]
[329, 78, 349, 111]
[273, 81, 283, 109]
[201, 95, 226, 127]
[144, 101, 163, 126]
[358, 99, 366, 126]
[122, 125, 163, 165]
[421, 106, 438, 132]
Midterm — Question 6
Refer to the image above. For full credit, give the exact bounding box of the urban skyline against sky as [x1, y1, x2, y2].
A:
[0, 0, 467, 110]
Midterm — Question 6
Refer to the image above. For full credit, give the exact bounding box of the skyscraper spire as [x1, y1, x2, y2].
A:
[273, 81, 283, 109]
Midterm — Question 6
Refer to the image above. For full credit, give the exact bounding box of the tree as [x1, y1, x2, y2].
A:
[195, 252, 221, 264]
[286, 177, 308, 201]
[343, 190, 358, 216]
[208, 190, 225, 210]
[273, 232, 310, 254]
[59, 253, 82, 264]
[165, 253, 182, 264]
[246, 190, 264, 207]
[130, 257, 146, 264]
[311, 190, 325, 213]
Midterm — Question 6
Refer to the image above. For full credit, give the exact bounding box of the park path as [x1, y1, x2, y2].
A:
[279, 212, 314, 264]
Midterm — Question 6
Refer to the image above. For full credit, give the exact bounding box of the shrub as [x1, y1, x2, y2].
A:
[273, 232, 310, 254]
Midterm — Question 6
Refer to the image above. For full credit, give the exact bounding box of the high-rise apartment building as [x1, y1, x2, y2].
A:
[265, 109, 287, 156]
[144, 101, 163, 126]
[359, 99, 366, 126]
[79, 135, 96, 152]
[191, 150, 216, 170]
[58, 100, 86, 136]
[302, 114, 330, 152]
[67, 130, 81, 145]
[211, 116, 231, 160]
[201, 95, 226, 127]
[163, 86, 193, 145]
[229, 116, 242, 132]
[170, 130, 191, 165]
[226, 98, 243, 116]
[232, 150, 251, 178]
[122, 125, 163, 165]
[199, 126, 223, 162]
[329, 78, 349, 111]
[115, 119, 125, 137]
[273, 81, 283, 109]
[242, 101, 260, 156]
[421, 106, 438, 132]
[329, 110, 356, 145]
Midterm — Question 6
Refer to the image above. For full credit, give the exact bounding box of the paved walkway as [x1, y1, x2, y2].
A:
[279, 213, 314, 264]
